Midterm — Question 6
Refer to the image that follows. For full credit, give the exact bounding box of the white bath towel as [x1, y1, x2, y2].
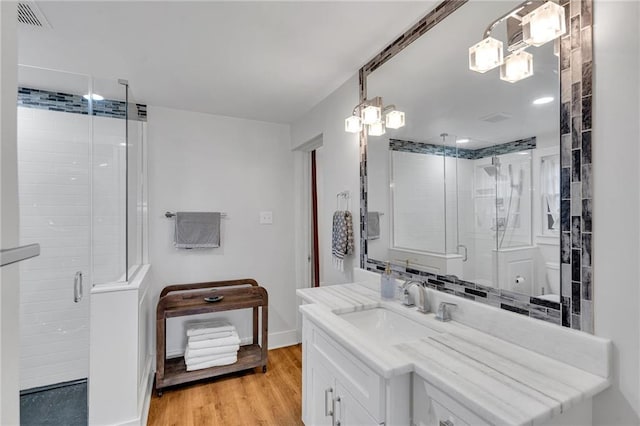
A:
[186, 319, 235, 337]
[188, 330, 234, 342]
[185, 344, 240, 358]
[186, 355, 237, 371]
[187, 331, 240, 350]
[185, 349, 239, 366]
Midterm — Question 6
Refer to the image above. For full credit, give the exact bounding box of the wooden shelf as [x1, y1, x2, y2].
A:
[162, 344, 263, 388]
[155, 279, 268, 394]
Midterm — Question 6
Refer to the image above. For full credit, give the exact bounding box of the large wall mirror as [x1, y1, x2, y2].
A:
[360, 0, 593, 331]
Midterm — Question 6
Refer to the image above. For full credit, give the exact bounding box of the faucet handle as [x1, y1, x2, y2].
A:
[436, 302, 457, 322]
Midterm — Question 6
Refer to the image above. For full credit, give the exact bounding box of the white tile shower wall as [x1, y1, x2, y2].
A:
[392, 150, 446, 253]
[17, 107, 91, 390]
[147, 106, 297, 355]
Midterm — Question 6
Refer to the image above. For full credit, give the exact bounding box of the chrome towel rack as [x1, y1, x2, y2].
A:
[165, 211, 228, 218]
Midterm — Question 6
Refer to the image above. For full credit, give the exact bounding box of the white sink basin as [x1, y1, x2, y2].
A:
[337, 307, 440, 345]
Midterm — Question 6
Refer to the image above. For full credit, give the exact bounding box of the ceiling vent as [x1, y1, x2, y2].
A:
[17, 2, 51, 29]
[480, 112, 512, 123]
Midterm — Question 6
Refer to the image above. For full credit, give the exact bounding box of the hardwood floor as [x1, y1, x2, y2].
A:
[147, 344, 303, 426]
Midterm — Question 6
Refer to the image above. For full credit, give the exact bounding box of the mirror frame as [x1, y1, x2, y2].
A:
[359, 0, 594, 332]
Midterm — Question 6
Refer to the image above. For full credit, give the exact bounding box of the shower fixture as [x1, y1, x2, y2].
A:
[468, 0, 566, 83]
[345, 96, 405, 136]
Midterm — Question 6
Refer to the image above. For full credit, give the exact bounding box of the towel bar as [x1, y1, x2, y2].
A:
[165, 211, 227, 218]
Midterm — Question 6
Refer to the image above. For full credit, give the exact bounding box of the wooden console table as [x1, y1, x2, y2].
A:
[155, 279, 268, 395]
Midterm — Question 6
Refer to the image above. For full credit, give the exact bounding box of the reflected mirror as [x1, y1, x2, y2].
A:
[364, 1, 561, 301]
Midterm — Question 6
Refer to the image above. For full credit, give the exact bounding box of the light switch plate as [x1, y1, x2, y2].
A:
[259, 211, 273, 224]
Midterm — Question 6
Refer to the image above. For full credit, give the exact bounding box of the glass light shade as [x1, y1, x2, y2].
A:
[500, 50, 534, 83]
[344, 115, 362, 133]
[385, 110, 405, 129]
[368, 121, 386, 136]
[362, 105, 382, 125]
[522, 1, 566, 47]
[469, 37, 504, 73]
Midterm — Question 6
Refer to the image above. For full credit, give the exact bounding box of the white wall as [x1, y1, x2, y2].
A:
[592, 1, 640, 423]
[0, 2, 20, 424]
[147, 106, 297, 355]
[291, 75, 361, 285]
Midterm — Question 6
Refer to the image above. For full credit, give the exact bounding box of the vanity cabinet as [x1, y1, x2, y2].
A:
[302, 317, 410, 426]
[412, 375, 488, 426]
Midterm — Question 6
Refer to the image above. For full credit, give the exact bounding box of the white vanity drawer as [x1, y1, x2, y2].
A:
[413, 375, 490, 426]
[309, 324, 385, 422]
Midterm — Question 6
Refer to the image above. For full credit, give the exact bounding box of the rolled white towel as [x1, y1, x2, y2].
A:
[188, 330, 233, 342]
[185, 349, 239, 366]
[187, 331, 240, 350]
[185, 344, 240, 358]
[186, 319, 235, 337]
[186, 355, 237, 371]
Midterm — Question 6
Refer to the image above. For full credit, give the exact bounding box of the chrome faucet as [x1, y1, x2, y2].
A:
[401, 280, 429, 313]
[435, 302, 457, 322]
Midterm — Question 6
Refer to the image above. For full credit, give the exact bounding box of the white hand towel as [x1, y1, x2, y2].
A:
[186, 319, 235, 337]
[187, 331, 240, 349]
[185, 344, 240, 358]
[185, 349, 239, 366]
[186, 355, 237, 371]
[188, 330, 233, 342]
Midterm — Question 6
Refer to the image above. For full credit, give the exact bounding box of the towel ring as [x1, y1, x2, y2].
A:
[336, 191, 350, 211]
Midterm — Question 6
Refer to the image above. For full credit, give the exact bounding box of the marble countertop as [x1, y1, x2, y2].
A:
[298, 282, 610, 426]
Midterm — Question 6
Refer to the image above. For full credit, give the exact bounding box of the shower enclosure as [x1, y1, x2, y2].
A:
[384, 134, 538, 293]
[16, 66, 145, 424]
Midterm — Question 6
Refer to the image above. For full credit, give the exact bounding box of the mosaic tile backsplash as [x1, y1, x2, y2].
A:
[18, 87, 147, 122]
[390, 137, 536, 159]
[359, 0, 594, 332]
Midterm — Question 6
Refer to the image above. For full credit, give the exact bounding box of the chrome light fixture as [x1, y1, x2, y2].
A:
[521, 1, 566, 47]
[468, 1, 566, 83]
[344, 96, 405, 136]
[469, 37, 504, 73]
[368, 121, 386, 136]
[500, 50, 534, 83]
[344, 116, 362, 133]
[385, 109, 405, 129]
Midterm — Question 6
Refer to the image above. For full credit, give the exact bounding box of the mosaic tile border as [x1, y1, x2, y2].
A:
[390, 137, 536, 160]
[358, 0, 594, 332]
[18, 87, 147, 122]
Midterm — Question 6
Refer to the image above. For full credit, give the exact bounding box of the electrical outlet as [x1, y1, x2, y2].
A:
[259, 211, 273, 224]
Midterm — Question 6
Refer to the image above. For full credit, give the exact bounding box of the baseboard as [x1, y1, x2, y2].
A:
[268, 329, 300, 349]
[166, 330, 300, 358]
[117, 357, 153, 426]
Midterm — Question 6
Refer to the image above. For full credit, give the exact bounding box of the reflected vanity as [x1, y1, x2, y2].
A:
[360, 0, 593, 331]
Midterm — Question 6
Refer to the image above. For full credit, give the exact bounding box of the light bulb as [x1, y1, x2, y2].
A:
[368, 121, 385, 136]
[83, 93, 104, 101]
[500, 50, 534, 83]
[522, 1, 566, 47]
[385, 110, 405, 129]
[344, 115, 362, 133]
[469, 37, 504, 73]
[362, 105, 382, 125]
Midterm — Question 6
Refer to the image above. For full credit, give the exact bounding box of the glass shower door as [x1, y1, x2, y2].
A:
[17, 67, 93, 393]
